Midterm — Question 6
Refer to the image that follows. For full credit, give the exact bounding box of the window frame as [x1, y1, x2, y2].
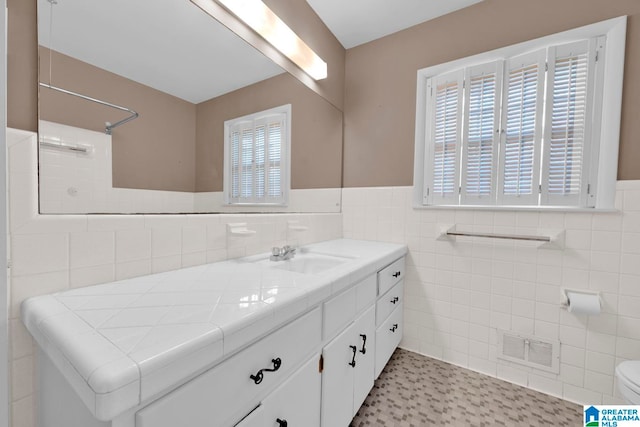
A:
[413, 16, 627, 211]
[223, 104, 292, 206]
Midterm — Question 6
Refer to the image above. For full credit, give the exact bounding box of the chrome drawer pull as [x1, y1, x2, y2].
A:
[390, 324, 398, 332]
[276, 418, 288, 427]
[391, 296, 399, 304]
[349, 345, 357, 368]
[392, 271, 401, 278]
[359, 334, 367, 354]
[249, 358, 282, 385]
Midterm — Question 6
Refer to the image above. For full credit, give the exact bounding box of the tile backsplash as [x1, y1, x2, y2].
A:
[342, 183, 640, 405]
[7, 129, 342, 427]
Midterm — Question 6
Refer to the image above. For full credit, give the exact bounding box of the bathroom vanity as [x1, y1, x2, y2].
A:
[22, 239, 406, 427]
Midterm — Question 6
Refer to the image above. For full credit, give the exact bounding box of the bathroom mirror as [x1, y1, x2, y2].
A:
[36, 0, 343, 214]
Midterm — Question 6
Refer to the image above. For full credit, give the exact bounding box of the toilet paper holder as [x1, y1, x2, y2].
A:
[560, 288, 601, 311]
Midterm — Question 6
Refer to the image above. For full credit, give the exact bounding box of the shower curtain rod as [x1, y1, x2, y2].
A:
[39, 82, 139, 135]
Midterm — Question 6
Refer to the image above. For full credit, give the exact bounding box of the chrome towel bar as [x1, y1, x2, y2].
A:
[39, 140, 89, 154]
[446, 230, 551, 242]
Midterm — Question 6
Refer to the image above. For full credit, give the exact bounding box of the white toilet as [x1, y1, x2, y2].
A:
[616, 361, 640, 404]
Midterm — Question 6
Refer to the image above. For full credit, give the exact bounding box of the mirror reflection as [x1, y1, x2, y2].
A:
[37, 0, 343, 214]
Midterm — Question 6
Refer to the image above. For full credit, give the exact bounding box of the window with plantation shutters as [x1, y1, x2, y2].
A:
[224, 105, 291, 205]
[425, 70, 463, 205]
[415, 21, 621, 209]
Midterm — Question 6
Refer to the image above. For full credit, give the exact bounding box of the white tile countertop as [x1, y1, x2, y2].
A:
[21, 239, 406, 421]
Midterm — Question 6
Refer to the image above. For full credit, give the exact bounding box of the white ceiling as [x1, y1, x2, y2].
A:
[37, 0, 483, 103]
[306, 0, 483, 49]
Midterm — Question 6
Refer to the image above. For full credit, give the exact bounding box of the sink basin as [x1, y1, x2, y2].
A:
[266, 252, 352, 274]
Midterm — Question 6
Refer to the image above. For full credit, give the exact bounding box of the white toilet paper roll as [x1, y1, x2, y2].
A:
[567, 291, 601, 315]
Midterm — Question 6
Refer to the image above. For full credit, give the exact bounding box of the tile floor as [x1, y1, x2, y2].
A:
[351, 349, 582, 426]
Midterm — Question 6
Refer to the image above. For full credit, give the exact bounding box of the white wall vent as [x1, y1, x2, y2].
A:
[497, 330, 560, 373]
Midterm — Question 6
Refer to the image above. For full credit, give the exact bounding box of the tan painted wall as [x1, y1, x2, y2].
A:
[40, 49, 197, 192]
[264, 0, 346, 110]
[195, 72, 343, 191]
[342, 0, 640, 187]
[7, 0, 37, 132]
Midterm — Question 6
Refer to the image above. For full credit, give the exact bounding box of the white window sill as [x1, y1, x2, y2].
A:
[225, 203, 288, 207]
[413, 204, 619, 213]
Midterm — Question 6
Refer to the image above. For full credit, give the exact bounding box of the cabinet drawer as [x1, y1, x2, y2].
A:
[238, 355, 321, 427]
[374, 302, 403, 378]
[376, 281, 403, 327]
[323, 287, 356, 340]
[259, 355, 321, 427]
[377, 257, 405, 295]
[355, 275, 376, 314]
[136, 307, 322, 427]
[324, 275, 375, 340]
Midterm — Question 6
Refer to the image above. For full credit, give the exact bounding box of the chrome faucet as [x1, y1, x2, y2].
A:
[270, 245, 296, 261]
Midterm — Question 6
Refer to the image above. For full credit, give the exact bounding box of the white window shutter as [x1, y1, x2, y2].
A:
[228, 120, 255, 204]
[240, 125, 254, 200]
[230, 125, 241, 201]
[267, 120, 283, 198]
[497, 49, 546, 206]
[254, 123, 266, 199]
[255, 114, 286, 202]
[541, 39, 597, 207]
[461, 60, 503, 205]
[425, 69, 464, 205]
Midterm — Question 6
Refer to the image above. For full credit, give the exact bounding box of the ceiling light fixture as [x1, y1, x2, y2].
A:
[214, 0, 328, 80]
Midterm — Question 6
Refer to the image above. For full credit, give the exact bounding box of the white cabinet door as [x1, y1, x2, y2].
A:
[352, 306, 375, 412]
[321, 322, 355, 427]
[375, 302, 403, 378]
[260, 356, 321, 427]
[321, 306, 376, 427]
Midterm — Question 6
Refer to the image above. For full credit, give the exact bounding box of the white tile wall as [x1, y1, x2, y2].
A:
[343, 184, 640, 406]
[7, 129, 342, 427]
[38, 121, 113, 214]
[38, 121, 197, 214]
[11, 122, 640, 425]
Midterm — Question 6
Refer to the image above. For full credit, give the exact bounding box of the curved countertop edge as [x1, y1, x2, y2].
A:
[21, 238, 408, 421]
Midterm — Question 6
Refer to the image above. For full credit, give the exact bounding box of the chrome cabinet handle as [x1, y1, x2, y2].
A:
[391, 296, 399, 304]
[348, 345, 357, 367]
[392, 271, 401, 278]
[276, 419, 288, 427]
[249, 358, 282, 385]
[390, 324, 398, 332]
[359, 334, 367, 354]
